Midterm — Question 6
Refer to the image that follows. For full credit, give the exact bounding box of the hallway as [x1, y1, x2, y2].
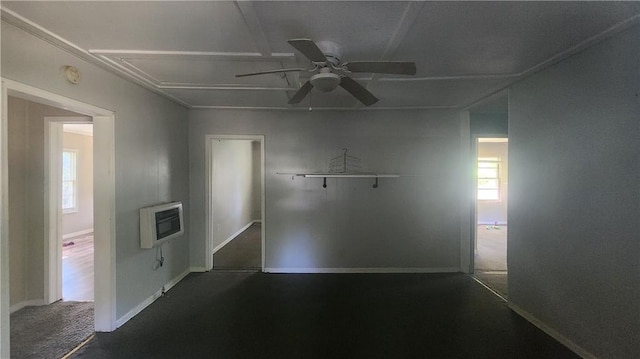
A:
[213, 223, 261, 271]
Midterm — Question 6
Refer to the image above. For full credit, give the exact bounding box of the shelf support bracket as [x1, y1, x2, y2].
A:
[373, 177, 379, 189]
[323, 177, 327, 188]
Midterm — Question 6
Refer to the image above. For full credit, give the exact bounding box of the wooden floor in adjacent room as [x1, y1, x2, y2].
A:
[63, 233, 95, 301]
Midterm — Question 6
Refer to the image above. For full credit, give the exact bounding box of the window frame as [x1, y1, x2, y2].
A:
[477, 157, 501, 201]
[62, 149, 78, 214]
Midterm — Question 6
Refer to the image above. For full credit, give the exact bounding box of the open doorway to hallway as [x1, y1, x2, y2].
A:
[209, 137, 264, 271]
[61, 123, 94, 302]
[3, 79, 116, 358]
[474, 138, 508, 298]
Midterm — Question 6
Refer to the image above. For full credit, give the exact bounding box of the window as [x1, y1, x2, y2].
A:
[477, 157, 500, 201]
[62, 150, 78, 213]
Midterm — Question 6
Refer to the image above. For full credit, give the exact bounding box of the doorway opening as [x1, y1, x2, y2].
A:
[206, 136, 265, 272]
[61, 123, 94, 302]
[474, 137, 508, 298]
[2, 79, 116, 358]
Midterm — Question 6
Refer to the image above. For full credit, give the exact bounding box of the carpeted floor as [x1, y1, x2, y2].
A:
[70, 272, 577, 359]
[474, 271, 508, 299]
[11, 301, 94, 359]
[213, 222, 261, 270]
[475, 225, 508, 298]
[475, 225, 507, 271]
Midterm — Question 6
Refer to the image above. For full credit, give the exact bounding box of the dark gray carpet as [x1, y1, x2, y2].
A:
[214, 222, 261, 270]
[70, 272, 577, 359]
[474, 271, 508, 299]
[11, 301, 94, 359]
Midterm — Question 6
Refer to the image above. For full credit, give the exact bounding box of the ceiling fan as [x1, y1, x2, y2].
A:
[235, 39, 417, 106]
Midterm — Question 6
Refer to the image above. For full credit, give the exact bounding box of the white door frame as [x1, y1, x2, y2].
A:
[205, 134, 265, 272]
[459, 110, 472, 274]
[44, 116, 92, 303]
[0, 79, 117, 342]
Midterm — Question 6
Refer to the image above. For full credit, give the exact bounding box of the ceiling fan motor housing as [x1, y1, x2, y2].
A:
[316, 40, 343, 65]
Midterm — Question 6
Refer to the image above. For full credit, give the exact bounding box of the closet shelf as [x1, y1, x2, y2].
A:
[277, 173, 399, 178]
[276, 172, 399, 188]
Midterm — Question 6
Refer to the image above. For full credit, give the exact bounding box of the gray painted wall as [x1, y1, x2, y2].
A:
[211, 139, 258, 251]
[189, 109, 463, 271]
[2, 21, 190, 319]
[62, 131, 93, 236]
[509, 25, 640, 358]
[8, 97, 89, 307]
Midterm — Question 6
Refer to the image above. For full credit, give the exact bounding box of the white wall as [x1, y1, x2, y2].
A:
[2, 21, 190, 320]
[509, 24, 640, 358]
[211, 139, 257, 252]
[190, 109, 463, 271]
[8, 97, 90, 307]
[62, 131, 93, 236]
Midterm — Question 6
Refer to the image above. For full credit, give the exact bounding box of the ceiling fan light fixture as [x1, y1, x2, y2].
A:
[310, 72, 341, 92]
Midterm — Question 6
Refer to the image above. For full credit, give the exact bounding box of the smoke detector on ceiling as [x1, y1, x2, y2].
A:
[62, 65, 80, 85]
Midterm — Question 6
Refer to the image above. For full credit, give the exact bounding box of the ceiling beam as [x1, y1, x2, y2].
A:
[158, 84, 297, 91]
[88, 49, 294, 61]
[234, 1, 272, 57]
[355, 1, 424, 107]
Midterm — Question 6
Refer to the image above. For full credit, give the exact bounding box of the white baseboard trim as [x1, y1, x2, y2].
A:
[508, 303, 596, 359]
[10, 299, 47, 314]
[115, 268, 190, 328]
[212, 221, 256, 254]
[264, 267, 460, 274]
[189, 267, 208, 273]
[62, 228, 94, 240]
[252, 219, 262, 224]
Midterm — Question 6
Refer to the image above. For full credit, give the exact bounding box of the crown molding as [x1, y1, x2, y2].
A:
[0, 8, 191, 108]
[3, 7, 639, 111]
[191, 105, 458, 111]
[88, 49, 295, 60]
[459, 12, 640, 111]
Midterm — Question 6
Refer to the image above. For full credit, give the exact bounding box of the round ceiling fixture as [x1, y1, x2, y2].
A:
[310, 68, 340, 92]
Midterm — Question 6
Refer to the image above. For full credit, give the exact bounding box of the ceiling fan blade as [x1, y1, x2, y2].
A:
[288, 81, 313, 104]
[287, 39, 327, 63]
[345, 61, 417, 75]
[339, 77, 378, 106]
[235, 68, 307, 78]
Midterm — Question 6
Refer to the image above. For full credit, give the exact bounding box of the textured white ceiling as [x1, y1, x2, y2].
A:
[3, 1, 640, 110]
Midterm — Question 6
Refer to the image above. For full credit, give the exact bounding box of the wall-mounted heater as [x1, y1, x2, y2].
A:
[140, 202, 184, 248]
